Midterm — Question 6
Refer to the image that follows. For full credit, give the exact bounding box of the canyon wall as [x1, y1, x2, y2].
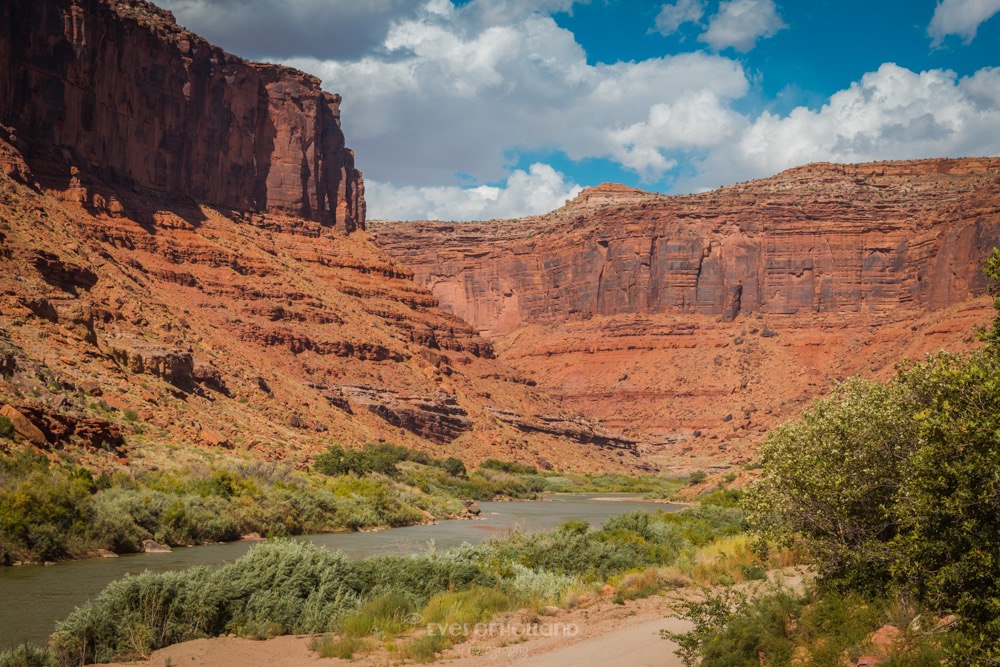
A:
[376, 159, 1000, 337]
[0, 0, 364, 231]
[375, 159, 1000, 462]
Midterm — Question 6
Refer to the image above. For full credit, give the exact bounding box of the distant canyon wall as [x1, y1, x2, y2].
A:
[376, 159, 1000, 336]
[0, 0, 365, 230]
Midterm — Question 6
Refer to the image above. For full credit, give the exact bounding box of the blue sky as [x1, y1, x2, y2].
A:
[160, 0, 1000, 220]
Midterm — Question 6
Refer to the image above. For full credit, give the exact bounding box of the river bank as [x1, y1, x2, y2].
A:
[0, 494, 682, 651]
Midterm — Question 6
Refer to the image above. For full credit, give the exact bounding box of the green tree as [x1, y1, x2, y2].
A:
[893, 349, 1000, 660]
[742, 378, 919, 592]
[439, 457, 467, 479]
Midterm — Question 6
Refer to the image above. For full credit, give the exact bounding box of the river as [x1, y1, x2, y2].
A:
[0, 493, 680, 650]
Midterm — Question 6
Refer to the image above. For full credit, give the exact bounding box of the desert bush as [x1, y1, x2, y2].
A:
[0, 643, 55, 667]
[310, 634, 371, 660]
[479, 459, 537, 475]
[0, 415, 14, 439]
[664, 586, 946, 667]
[698, 488, 742, 508]
[435, 456, 467, 478]
[687, 470, 708, 486]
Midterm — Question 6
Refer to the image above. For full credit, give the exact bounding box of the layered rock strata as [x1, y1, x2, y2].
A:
[375, 159, 1000, 460]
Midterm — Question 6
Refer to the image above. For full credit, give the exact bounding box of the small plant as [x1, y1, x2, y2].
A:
[0, 414, 14, 439]
[123, 409, 139, 422]
[310, 635, 370, 660]
[687, 470, 708, 486]
[661, 584, 754, 666]
[0, 643, 55, 667]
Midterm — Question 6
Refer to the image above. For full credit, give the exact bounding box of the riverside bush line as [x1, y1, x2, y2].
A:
[3, 506, 745, 665]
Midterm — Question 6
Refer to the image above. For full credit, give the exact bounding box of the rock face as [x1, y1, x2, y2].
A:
[0, 0, 637, 474]
[376, 160, 1000, 336]
[0, 0, 364, 231]
[375, 159, 1000, 461]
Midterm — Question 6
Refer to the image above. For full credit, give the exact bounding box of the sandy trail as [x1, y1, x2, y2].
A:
[109, 594, 691, 667]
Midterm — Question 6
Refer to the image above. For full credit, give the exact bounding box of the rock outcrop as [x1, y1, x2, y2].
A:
[375, 159, 1000, 461]
[0, 0, 365, 231]
[335, 386, 474, 445]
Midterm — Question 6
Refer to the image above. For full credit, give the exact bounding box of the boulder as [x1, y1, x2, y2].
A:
[0, 404, 47, 446]
[142, 539, 172, 553]
[198, 427, 232, 449]
[79, 379, 102, 396]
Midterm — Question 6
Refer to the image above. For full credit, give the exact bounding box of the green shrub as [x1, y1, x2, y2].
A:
[0, 415, 14, 439]
[311, 635, 370, 660]
[0, 643, 55, 667]
[338, 593, 416, 639]
[437, 456, 467, 478]
[698, 488, 742, 508]
[480, 459, 538, 475]
[687, 470, 708, 486]
[742, 377, 918, 592]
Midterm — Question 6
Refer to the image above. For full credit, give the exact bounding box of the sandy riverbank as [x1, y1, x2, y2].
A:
[107, 569, 808, 667]
[109, 593, 691, 667]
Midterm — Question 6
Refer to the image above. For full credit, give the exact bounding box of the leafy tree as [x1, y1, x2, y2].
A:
[893, 349, 1000, 660]
[742, 377, 920, 592]
[438, 457, 467, 479]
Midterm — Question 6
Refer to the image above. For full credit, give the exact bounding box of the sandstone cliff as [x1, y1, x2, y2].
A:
[375, 159, 1000, 462]
[376, 159, 1000, 336]
[0, 0, 637, 473]
[0, 0, 364, 231]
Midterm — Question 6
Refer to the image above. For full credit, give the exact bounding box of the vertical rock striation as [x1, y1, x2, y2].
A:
[0, 0, 364, 231]
[375, 159, 1000, 336]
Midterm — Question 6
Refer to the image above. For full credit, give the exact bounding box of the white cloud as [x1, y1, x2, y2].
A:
[654, 0, 705, 36]
[928, 0, 1000, 46]
[283, 2, 747, 194]
[682, 64, 1000, 190]
[366, 163, 583, 221]
[699, 0, 786, 52]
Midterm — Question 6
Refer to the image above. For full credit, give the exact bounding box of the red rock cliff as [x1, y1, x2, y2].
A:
[0, 0, 365, 231]
[375, 159, 1000, 336]
[374, 159, 1000, 462]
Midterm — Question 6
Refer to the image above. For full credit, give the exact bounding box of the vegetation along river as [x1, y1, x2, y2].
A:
[0, 493, 680, 650]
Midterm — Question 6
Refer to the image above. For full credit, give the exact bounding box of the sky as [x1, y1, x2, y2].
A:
[158, 0, 1000, 220]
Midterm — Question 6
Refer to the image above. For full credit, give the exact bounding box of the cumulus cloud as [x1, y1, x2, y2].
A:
[366, 163, 583, 221]
[654, 0, 705, 36]
[699, 0, 786, 52]
[284, 4, 747, 189]
[156, 0, 422, 59]
[682, 64, 1000, 190]
[927, 0, 1000, 46]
